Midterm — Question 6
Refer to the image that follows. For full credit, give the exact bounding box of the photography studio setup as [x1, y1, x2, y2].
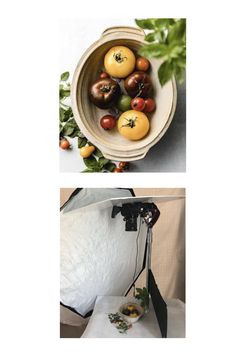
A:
[60, 188, 185, 338]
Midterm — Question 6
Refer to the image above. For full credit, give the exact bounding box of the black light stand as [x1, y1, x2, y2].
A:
[111, 202, 167, 338]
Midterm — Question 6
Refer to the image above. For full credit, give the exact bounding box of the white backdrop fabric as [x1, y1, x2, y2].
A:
[60, 188, 148, 316]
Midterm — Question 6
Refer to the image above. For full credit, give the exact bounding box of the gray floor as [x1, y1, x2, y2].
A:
[60, 323, 86, 338]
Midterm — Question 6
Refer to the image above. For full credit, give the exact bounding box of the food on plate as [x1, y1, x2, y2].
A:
[100, 115, 116, 130]
[124, 71, 153, 98]
[117, 94, 132, 112]
[121, 304, 140, 317]
[87, 46, 156, 143]
[118, 110, 149, 141]
[136, 57, 150, 72]
[60, 138, 70, 150]
[80, 145, 95, 158]
[143, 98, 156, 113]
[131, 97, 145, 111]
[89, 77, 121, 109]
[104, 46, 136, 78]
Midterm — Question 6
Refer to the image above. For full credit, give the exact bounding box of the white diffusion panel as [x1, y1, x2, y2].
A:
[60, 204, 147, 316]
[61, 188, 133, 213]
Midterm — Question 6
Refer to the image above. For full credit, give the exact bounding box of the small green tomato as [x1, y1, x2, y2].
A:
[117, 94, 132, 112]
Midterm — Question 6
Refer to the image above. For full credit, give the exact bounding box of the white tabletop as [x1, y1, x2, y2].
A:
[82, 296, 185, 338]
[59, 19, 186, 172]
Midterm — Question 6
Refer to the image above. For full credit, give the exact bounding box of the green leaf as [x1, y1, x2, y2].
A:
[66, 117, 78, 128]
[83, 155, 99, 170]
[78, 137, 87, 148]
[60, 88, 70, 100]
[69, 128, 80, 138]
[158, 60, 175, 86]
[93, 148, 104, 158]
[135, 18, 157, 29]
[144, 31, 163, 43]
[59, 123, 64, 134]
[64, 107, 73, 120]
[135, 287, 149, 308]
[138, 43, 168, 58]
[104, 162, 116, 172]
[87, 141, 94, 146]
[174, 63, 185, 84]
[62, 123, 74, 136]
[167, 19, 186, 43]
[77, 131, 85, 138]
[136, 18, 186, 85]
[168, 43, 185, 59]
[153, 18, 175, 28]
[60, 72, 70, 81]
[98, 157, 110, 169]
[60, 107, 65, 122]
[60, 107, 73, 123]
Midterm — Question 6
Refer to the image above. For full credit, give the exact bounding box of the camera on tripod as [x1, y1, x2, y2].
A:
[111, 202, 160, 231]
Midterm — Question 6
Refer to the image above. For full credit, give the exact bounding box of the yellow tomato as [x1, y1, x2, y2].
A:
[118, 110, 149, 141]
[104, 46, 136, 78]
[80, 145, 95, 158]
[129, 312, 138, 318]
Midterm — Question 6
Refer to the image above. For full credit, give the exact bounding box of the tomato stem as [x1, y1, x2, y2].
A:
[113, 52, 127, 63]
[122, 117, 137, 128]
[100, 85, 111, 93]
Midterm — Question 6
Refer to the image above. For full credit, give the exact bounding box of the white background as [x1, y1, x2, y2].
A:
[1, 0, 236, 353]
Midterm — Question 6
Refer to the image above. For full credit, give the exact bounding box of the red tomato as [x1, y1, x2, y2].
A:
[100, 115, 116, 130]
[131, 97, 145, 111]
[60, 138, 70, 150]
[99, 71, 110, 79]
[118, 162, 129, 170]
[136, 57, 150, 72]
[143, 98, 156, 113]
[113, 167, 123, 173]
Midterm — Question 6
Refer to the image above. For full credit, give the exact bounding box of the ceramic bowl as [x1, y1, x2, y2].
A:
[118, 302, 144, 324]
[71, 26, 177, 161]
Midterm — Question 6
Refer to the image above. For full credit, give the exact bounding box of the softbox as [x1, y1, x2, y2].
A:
[60, 188, 149, 317]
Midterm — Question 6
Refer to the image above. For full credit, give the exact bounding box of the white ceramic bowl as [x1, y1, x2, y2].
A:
[118, 302, 144, 324]
[71, 26, 177, 161]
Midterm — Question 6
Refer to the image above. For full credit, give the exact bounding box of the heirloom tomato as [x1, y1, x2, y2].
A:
[118, 110, 149, 141]
[104, 46, 136, 78]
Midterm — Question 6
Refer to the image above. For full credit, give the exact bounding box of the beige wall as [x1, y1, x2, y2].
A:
[60, 188, 185, 325]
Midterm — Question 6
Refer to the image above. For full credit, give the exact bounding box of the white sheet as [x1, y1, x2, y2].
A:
[82, 296, 185, 338]
[60, 190, 148, 316]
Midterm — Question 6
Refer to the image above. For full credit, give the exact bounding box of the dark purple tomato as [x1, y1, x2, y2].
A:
[124, 71, 153, 98]
[89, 78, 121, 109]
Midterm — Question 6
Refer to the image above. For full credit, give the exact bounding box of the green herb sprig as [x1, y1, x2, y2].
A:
[108, 312, 132, 334]
[135, 18, 186, 86]
[135, 287, 149, 309]
[59, 72, 116, 172]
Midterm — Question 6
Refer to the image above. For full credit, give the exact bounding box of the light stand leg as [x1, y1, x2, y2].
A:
[145, 227, 153, 292]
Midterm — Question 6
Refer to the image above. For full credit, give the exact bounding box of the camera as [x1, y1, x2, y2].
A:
[111, 202, 160, 231]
